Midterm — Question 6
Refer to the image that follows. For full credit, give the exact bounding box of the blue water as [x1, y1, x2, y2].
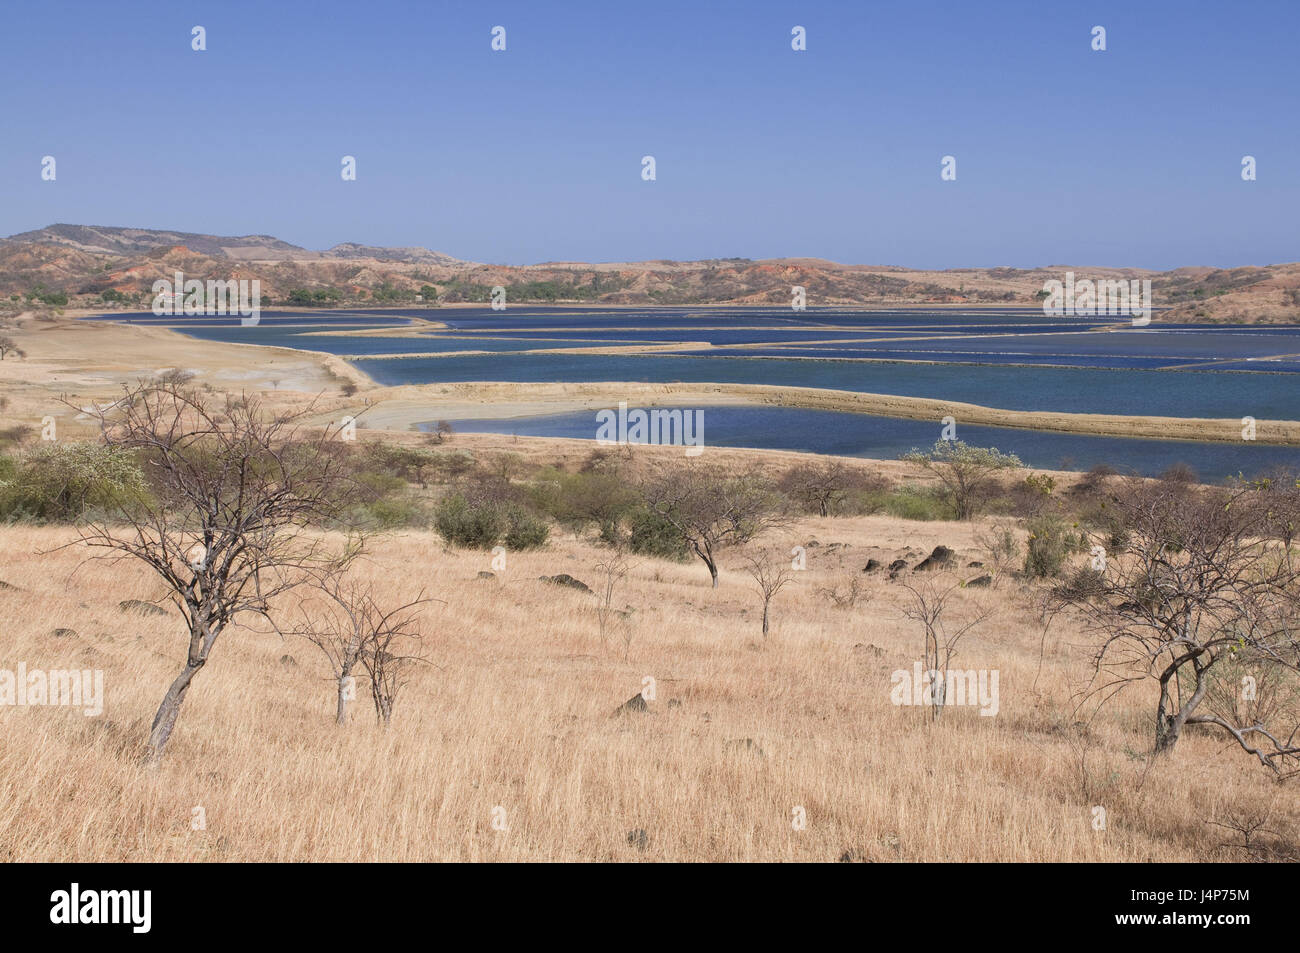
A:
[352, 351, 1300, 420]
[85, 306, 1300, 475]
[434, 407, 1297, 482]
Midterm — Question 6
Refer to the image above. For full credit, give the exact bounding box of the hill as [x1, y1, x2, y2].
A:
[2, 224, 1299, 321]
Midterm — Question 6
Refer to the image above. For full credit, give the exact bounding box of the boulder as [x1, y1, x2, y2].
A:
[913, 546, 956, 572]
[539, 574, 592, 593]
[616, 692, 648, 714]
[118, 599, 167, 617]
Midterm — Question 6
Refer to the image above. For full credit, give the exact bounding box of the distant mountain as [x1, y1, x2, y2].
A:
[3, 224, 465, 266]
[2, 224, 1298, 322]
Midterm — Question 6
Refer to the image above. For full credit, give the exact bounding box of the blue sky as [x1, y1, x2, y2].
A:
[1, 0, 1297, 268]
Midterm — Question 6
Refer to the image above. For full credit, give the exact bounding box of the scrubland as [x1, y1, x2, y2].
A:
[1, 497, 1293, 862]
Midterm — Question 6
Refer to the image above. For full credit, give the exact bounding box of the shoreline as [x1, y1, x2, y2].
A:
[350, 379, 1300, 445]
[6, 315, 1298, 449]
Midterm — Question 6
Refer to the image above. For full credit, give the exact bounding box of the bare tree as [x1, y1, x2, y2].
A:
[68, 380, 363, 761]
[974, 523, 1021, 588]
[287, 574, 432, 725]
[900, 577, 992, 720]
[744, 549, 794, 639]
[778, 460, 882, 517]
[359, 600, 428, 728]
[0, 336, 25, 360]
[1053, 480, 1300, 776]
[594, 548, 632, 657]
[819, 573, 868, 610]
[641, 464, 786, 587]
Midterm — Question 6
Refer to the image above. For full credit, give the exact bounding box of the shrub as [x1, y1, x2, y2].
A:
[434, 494, 507, 548]
[0, 442, 146, 522]
[504, 506, 549, 549]
[878, 484, 953, 521]
[434, 494, 548, 549]
[1023, 514, 1085, 578]
[627, 506, 690, 561]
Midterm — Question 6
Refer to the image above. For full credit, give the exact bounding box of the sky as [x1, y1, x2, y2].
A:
[1, 0, 1297, 269]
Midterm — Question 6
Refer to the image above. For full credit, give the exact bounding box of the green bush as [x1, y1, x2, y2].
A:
[504, 505, 549, 549]
[627, 506, 689, 561]
[1024, 514, 1086, 578]
[434, 494, 548, 550]
[0, 442, 146, 522]
[877, 484, 954, 521]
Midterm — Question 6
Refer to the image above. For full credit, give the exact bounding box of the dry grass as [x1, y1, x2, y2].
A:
[1, 510, 1294, 863]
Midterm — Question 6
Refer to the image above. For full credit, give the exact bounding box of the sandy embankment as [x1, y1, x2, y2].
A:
[4, 317, 1297, 447]
[353, 380, 1300, 446]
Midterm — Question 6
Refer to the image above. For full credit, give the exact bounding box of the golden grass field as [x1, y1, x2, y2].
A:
[1, 499, 1294, 863]
[1, 312, 1296, 862]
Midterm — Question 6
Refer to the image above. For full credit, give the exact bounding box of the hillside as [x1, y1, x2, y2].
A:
[3, 224, 1299, 321]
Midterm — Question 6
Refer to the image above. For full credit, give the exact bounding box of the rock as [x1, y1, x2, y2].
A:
[967, 561, 984, 568]
[280, 654, 297, 667]
[616, 693, 648, 714]
[863, 559, 883, 572]
[627, 829, 649, 851]
[888, 559, 908, 572]
[477, 571, 495, 579]
[965, 574, 993, 588]
[724, 737, 765, 758]
[539, 574, 592, 593]
[51, 628, 77, 639]
[913, 546, 956, 572]
[118, 599, 166, 617]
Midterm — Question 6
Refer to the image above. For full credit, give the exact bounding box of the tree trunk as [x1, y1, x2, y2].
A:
[762, 600, 770, 638]
[145, 660, 204, 762]
[336, 675, 349, 726]
[1154, 654, 1211, 755]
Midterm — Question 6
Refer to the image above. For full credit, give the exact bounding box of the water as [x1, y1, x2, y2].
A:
[433, 406, 1299, 482]
[86, 306, 1300, 475]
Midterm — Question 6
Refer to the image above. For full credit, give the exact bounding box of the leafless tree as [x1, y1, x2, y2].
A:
[974, 523, 1022, 589]
[359, 600, 429, 728]
[594, 548, 632, 657]
[819, 574, 868, 610]
[900, 577, 992, 720]
[778, 460, 883, 517]
[1053, 480, 1300, 777]
[0, 335, 25, 360]
[744, 550, 794, 639]
[641, 463, 787, 587]
[66, 379, 364, 761]
[286, 574, 432, 725]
